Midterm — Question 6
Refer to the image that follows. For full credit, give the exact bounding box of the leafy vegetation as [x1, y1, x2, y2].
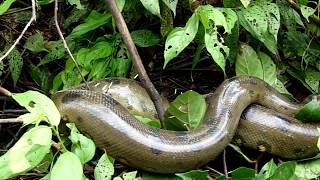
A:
[0, 0, 319, 179]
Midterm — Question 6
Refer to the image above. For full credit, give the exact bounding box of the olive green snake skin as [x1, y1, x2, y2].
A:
[52, 76, 320, 173]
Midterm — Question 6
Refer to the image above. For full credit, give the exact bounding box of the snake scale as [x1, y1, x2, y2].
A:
[52, 76, 320, 173]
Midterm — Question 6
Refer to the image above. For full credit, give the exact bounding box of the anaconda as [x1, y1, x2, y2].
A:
[52, 76, 320, 173]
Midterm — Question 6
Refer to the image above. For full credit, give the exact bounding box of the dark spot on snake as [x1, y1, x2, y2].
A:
[249, 77, 258, 85]
[76, 116, 84, 123]
[249, 90, 255, 96]
[29, 101, 36, 108]
[151, 148, 162, 155]
[264, 83, 274, 92]
[127, 105, 133, 110]
[293, 148, 305, 155]
[111, 79, 121, 85]
[62, 93, 82, 104]
[148, 127, 161, 137]
[232, 134, 246, 145]
[256, 141, 271, 153]
[175, 131, 188, 141]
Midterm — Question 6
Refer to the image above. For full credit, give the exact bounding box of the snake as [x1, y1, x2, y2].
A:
[52, 76, 320, 173]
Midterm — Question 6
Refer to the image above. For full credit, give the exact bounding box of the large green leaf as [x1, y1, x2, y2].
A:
[139, 0, 161, 17]
[161, 0, 178, 16]
[67, 123, 96, 164]
[8, 47, 23, 87]
[12, 91, 60, 126]
[50, 152, 83, 180]
[197, 5, 234, 72]
[0, 126, 52, 179]
[295, 159, 320, 179]
[24, 33, 48, 53]
[236, 43, 263, 78]
[0, 0, 15, 16]
[131, 29, 161, 47]
[165, 90, 206, 130]
[164, 13, 199, 67]
[300, 5, 316, 22]
[69, 11, 111, 39]
[175, 170, 209, 180]
[238, 2, 278, 53]
[94, 153, 114, 180]
[295, 98, 320, 122]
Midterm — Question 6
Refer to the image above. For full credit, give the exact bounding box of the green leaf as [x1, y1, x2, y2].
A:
[197, 5, 230, 71]
[236, 43, 263, 78]
[240, 0, 250, 8]
[218, 8, 238, 34]
[123, 171, 137, 180]
[258, 51, 276, 85]
[256, 159, 277, 180]
[38, 40, 73, 66]
[0, 0, 15, 16]
[116, 0, 126, 12]
[131, 29, 161, 47]
[69, 11, 112, 39]
[300, 5, 316, 22]
[142, 172, 180, 180]
[135, 115, 161, 128]
[160, 1, 174, 37]
[29, 64, 52, 93]
[24, 33, 48, 53]
[50, 152, 83, 180]
[175, 170, 209, 180]
[295, 98, 320, 122]
[267, 161, 296, 179]
[76, 41, 113, 68]
[161, 0, 178, 16]
[165, 90, 206, 130]
[230, 167, 256, 179]
[0, 126, 52, 179]
[94, 153, 115, 180]
[139, 0, 161, 17]
[67, 123, 96, 164]
[295, 158, 320, 179]
[12, 91, 60, 126]
[8, 47, 23, 87]
[164, 13, 199, 68]
[305, 71, 320, 93]
[238, 3, 278, 53]
[258, 1, 280, 42]
[37, 0, 54, 5]
[67, 0, 84, 9]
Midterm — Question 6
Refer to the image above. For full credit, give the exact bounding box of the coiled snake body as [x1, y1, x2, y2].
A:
[52, 76, 319, 173]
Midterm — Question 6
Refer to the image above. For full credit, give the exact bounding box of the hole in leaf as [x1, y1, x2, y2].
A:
[29, 101, 36, 108]
[168, 45, 172, 49]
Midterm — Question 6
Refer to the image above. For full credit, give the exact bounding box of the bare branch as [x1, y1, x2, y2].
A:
[0, 0, 36, 63]
[0, 118, 22, 123]
[106, 0, 166, 128]
[54, 0, 89, 88]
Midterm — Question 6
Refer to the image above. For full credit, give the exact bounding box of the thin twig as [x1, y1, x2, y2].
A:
[0, 0, 36, 63]
[287, 0, 320, 25]
[0, 118, 22, 123]
[255, 153, 264, 172]
[106, 0, 165, 128]
[54, 0, 89, 88]
[0, 86, 12, 96]
[204, 165, 224, 176]
[223, 150, 228, 177]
